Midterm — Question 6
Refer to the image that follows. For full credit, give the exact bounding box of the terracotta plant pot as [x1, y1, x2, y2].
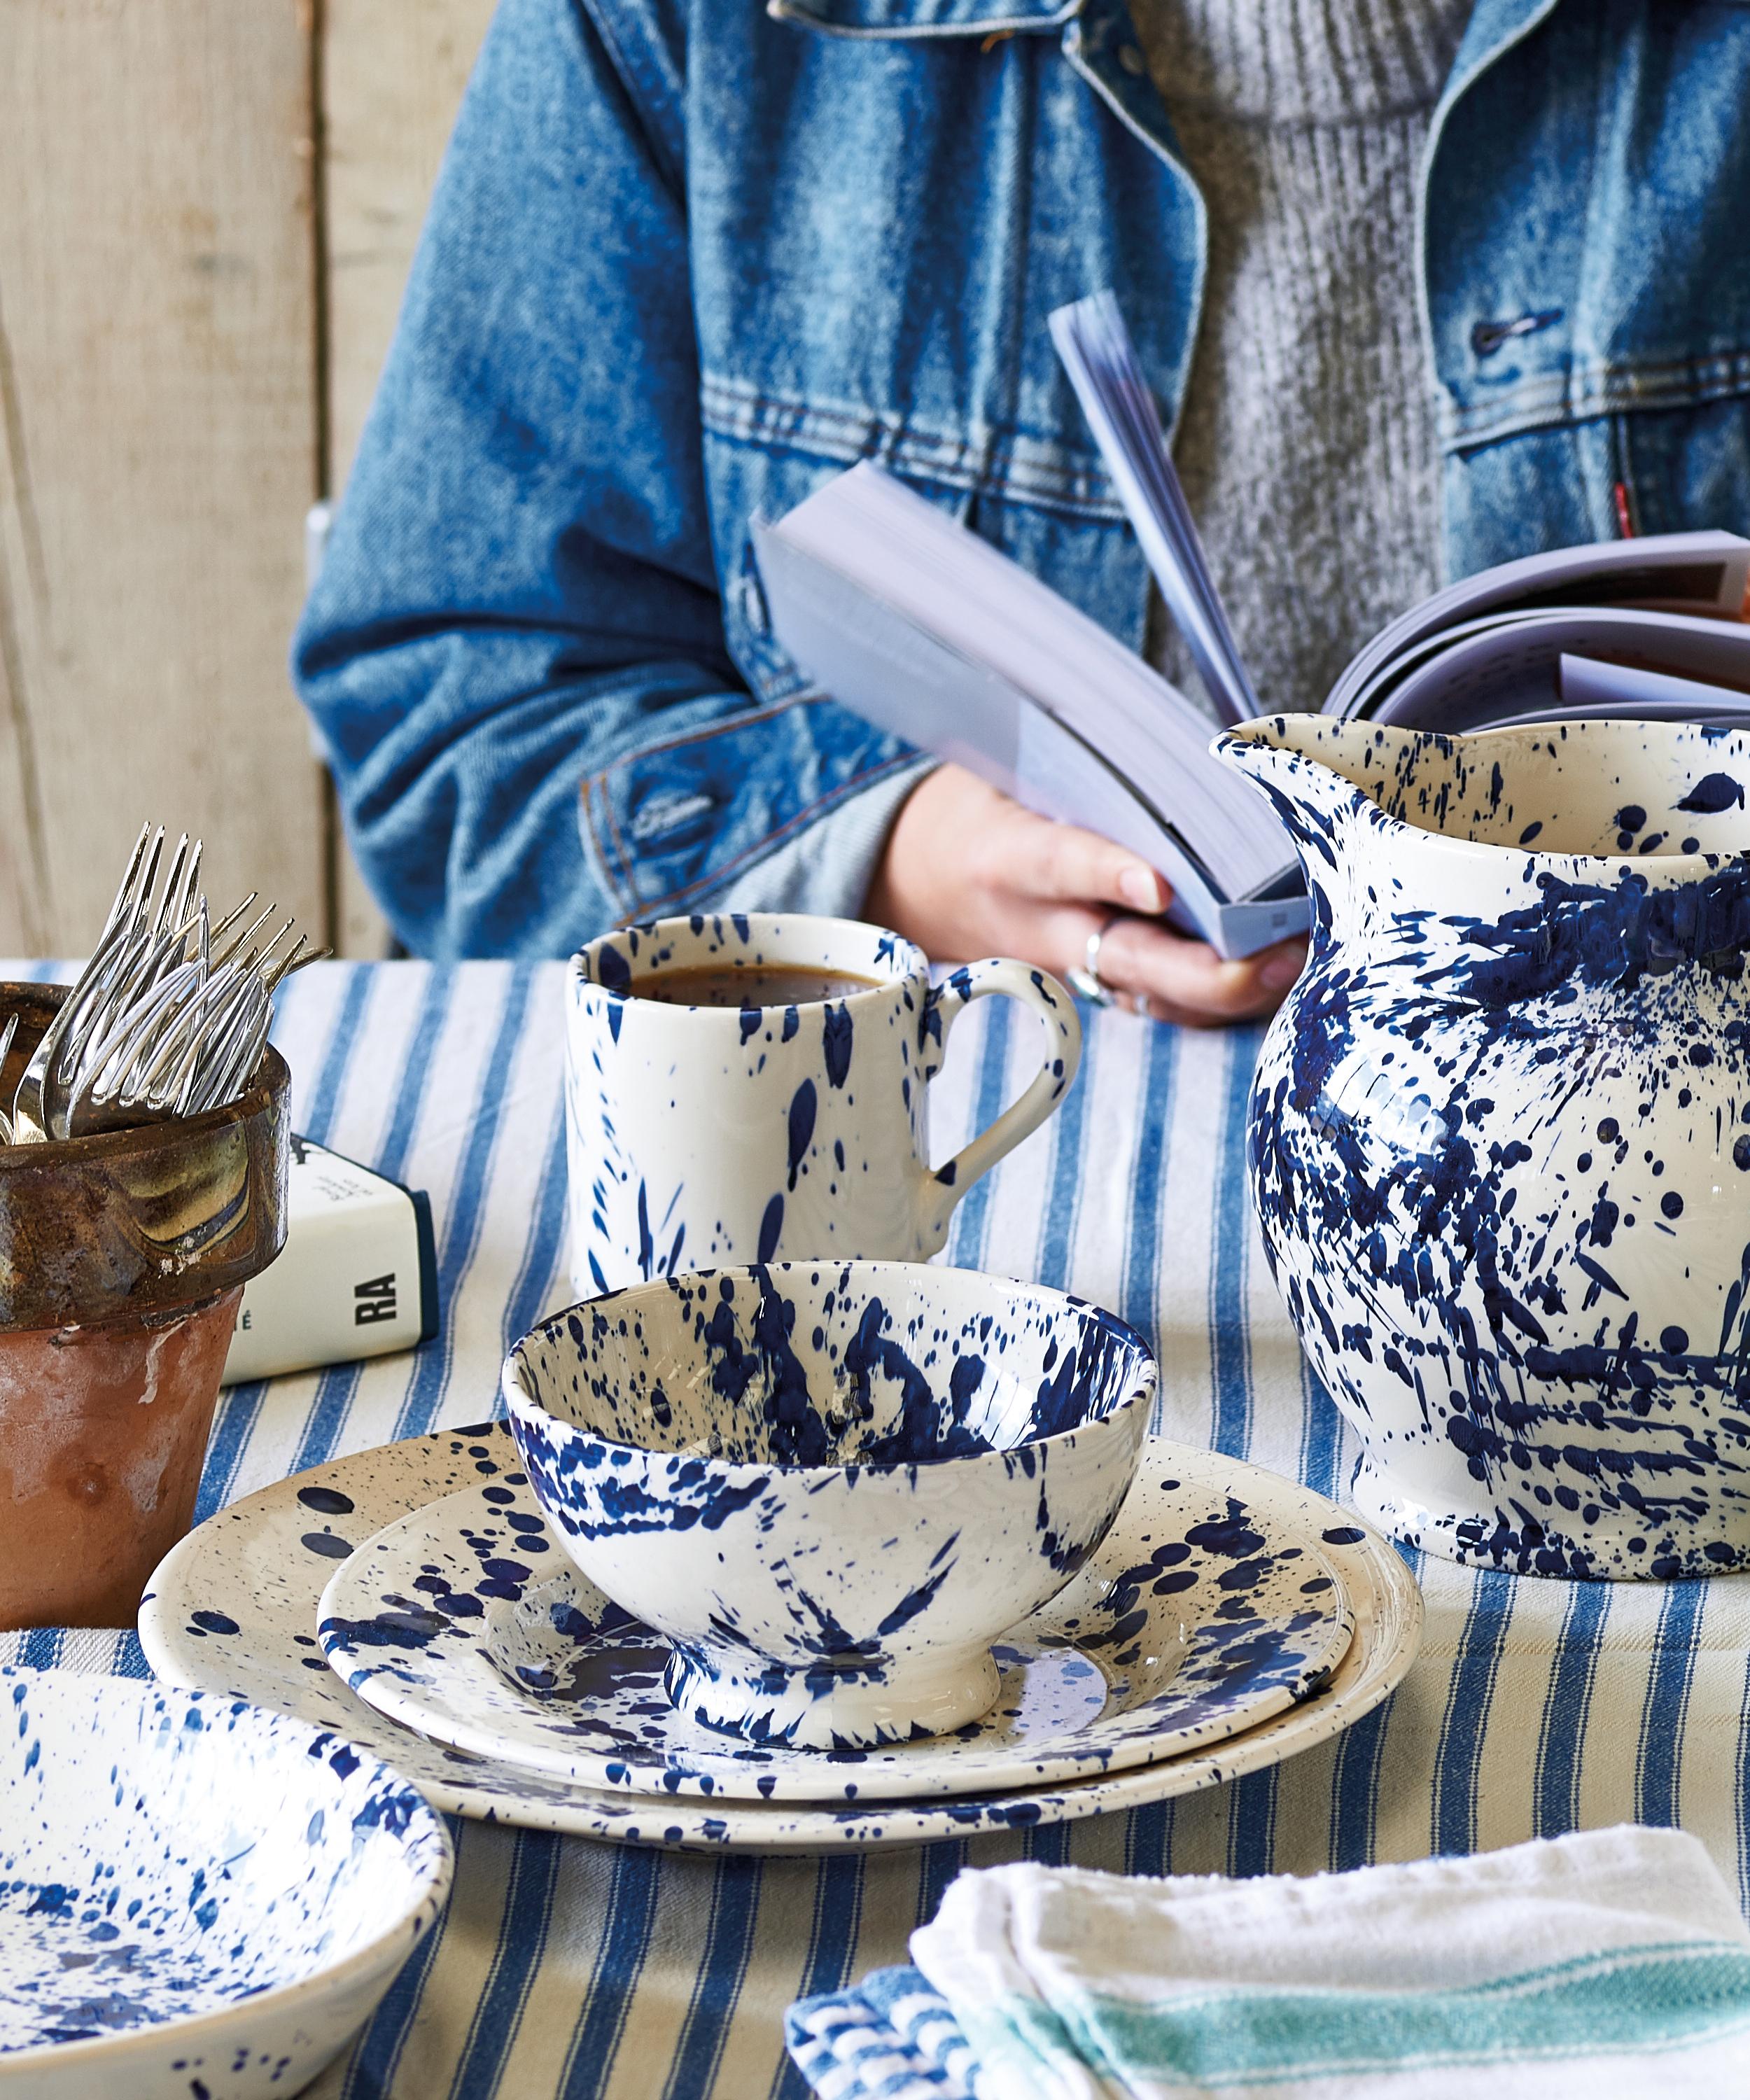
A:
[0, 983, 288, 1628]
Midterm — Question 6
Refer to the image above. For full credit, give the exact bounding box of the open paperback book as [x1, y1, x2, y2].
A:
[753, 295, 1750, 958]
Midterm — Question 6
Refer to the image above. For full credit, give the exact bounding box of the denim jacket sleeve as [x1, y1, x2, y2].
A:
[290, 0, 919, 960]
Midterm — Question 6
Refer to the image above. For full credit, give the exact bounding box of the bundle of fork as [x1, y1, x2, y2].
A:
[1, 825, 326, 1144]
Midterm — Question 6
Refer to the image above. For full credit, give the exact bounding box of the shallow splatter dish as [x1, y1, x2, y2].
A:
[501, 1261, 1156, 1751]
[0, 1669, 451, 2099]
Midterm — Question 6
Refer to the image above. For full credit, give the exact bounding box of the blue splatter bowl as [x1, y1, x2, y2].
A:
[0, 1669, 450, 2098]
[500, 1261, 1156, 1750]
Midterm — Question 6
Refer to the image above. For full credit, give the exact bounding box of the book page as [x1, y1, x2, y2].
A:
[1049, 293, 1259, 727]
[762, 468, 1289, 899]
[1557, 654, 1750, 718]
[1331, 532, 1750, 719]
[1368, 608, 1750, 732]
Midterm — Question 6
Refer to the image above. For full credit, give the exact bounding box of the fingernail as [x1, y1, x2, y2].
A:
[1119, 866, 1161, 911]
[1260, 951, 1303, 991]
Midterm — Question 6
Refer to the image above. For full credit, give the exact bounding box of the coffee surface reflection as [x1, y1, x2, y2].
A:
[626, 965, 882, 1008]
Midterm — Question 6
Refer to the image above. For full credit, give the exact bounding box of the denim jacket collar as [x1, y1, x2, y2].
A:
[1444, 0, 1560, 91]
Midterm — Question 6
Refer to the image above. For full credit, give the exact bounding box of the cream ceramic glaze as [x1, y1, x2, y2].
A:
[564, 914, 1080, 1294]
[502, 1263, 1154, 1750]
[316, 1471, 1351, 1802]
[1217, 714, 1750, 1578]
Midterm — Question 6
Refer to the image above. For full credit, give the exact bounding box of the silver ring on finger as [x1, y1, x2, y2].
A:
[1066, 913, 1126, 1007]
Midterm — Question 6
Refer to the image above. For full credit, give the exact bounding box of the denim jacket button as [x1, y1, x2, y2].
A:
[734, 568, 771, 636]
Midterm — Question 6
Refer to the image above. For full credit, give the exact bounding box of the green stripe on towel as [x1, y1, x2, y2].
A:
[966, 1942, 1750, 2090]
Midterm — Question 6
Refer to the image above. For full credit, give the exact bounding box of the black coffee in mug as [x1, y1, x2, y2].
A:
[628, 964, 883, 1008]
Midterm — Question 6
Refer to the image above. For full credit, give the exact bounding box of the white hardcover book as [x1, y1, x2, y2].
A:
[221, 1137, 438, 1385]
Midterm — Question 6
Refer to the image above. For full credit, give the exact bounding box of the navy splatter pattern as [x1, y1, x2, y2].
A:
[566, 913, 1081, 1296]
[1218, 714, 1750, 1578]
[141, 1427, 1422, 1850]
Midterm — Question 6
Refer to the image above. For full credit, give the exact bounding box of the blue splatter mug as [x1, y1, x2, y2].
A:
[564, 913, 1081, 1295]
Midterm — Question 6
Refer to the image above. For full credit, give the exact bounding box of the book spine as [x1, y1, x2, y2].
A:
[221, 1139, 439, 1385]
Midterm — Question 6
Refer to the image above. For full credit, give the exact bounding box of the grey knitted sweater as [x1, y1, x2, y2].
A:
[1132, 0, 1472, 714]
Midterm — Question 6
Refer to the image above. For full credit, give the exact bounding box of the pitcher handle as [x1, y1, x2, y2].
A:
[916, 960, 1082, 1254]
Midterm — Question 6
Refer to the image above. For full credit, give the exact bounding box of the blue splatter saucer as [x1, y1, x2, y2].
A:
[316, 1471, 1353, 1803]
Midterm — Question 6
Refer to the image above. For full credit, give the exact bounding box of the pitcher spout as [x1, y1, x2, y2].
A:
[1212, 715, 1388, 872]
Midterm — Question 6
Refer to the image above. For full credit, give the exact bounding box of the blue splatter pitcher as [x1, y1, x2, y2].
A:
[1216, 714, 1750, 1579]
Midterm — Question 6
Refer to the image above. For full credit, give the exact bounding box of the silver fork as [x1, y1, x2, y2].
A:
[10, 830, 154, 1141]
[12, 826, 204, 1142]
[60, 916, 323, 1138]
[0, 1013, 20, 1146]
[13, 826, 324, 1142]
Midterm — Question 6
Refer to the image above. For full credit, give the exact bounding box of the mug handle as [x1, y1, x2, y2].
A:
[914, 959, 1083, 1254]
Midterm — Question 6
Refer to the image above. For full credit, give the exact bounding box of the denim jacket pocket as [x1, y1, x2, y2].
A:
[579, 695, 918, 922]
[580, 370, 1149, 923]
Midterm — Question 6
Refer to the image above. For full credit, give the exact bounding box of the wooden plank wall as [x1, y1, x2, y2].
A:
[0, 0, 492, 961]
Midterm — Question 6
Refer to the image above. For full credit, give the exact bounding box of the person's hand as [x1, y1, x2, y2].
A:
[864, 766, 1306, 1028]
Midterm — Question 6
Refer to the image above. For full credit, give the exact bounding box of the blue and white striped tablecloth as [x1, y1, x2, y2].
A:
[6, 958, 1749, 2100]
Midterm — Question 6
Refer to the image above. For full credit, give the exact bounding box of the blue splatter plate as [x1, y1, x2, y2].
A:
[140, 1426, 1420, 1851]
[316, 1471, 1353, 1803]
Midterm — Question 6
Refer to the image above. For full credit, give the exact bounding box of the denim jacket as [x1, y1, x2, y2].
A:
[293, 0, 1750, 959]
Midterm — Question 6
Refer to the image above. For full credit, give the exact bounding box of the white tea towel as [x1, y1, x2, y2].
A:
[907, 1828, 1750, 2099]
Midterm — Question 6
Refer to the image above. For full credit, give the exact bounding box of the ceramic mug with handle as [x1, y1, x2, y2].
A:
[564, 913, 1082, 1294]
